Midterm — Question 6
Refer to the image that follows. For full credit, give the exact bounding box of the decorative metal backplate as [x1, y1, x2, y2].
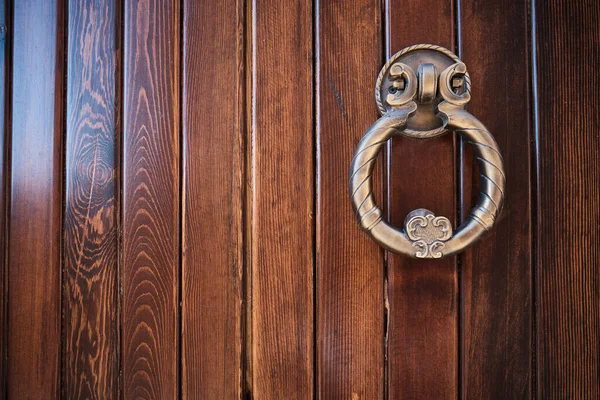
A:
[375, 44, 471, 138]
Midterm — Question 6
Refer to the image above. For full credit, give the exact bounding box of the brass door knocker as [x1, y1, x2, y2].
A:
[350, 44, 505, 259]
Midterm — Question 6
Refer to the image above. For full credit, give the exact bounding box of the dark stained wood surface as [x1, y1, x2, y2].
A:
[386, 1, 458, 398]
[181, 0, 244, 397]
[122, 0, 180, 398]
[0, 0, 8, 396]
[7, 0, 65, 398]
[63, 0, 119, 397]
[459, 0, 533, 398]
[249, 0, 314, 397]
[535, 0, 600, 397]
[316, 0, 384, 398]
[1, 1, 599, 397]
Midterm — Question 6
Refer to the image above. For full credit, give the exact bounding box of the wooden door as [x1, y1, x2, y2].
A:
[0, 0, 598, 398]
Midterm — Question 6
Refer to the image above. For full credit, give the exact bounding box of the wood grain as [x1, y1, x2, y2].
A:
[181, 0, 244, 397]
[385, 1, 458, 398]
[458, 0, 533, 398]
[250, 0, 314, 397]
[315, 0, 384, 398]
[63, 0, 119, 397]
[535, 0, 600, 397]
[122, 0, 179, 398]
[0, 0, 8, 396]
[7, 0, 65, 397]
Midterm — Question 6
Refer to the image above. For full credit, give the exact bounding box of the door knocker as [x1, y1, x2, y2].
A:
[349, 44, 505, 259]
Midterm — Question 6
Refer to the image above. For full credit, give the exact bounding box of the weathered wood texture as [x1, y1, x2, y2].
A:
[7, 0, 65, 398]
[385, 1, 458, 398]
[459, 0, 533, 398]
[249, 0, 314, 397]
[535, 0, 600, 397]
[181, 0, 244, 397]
[122, 0, 180, 398]
[316, 0, 384, 398]
[63, 0, 119, 397]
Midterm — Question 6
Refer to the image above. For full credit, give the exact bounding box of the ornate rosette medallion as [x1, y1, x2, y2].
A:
[405, 209, 453, 259]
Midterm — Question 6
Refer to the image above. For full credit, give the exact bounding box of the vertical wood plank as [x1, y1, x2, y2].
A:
[385, 1, 458, 398]
[7, 0, 65, 397]
[63, 0, 119, 397]
[459, 0, 533, 398]
[250, 0, 314, 397]
[0, 0, 8, 395]
[534, 0, 600, 397]
[122, 0, 180, 398]
[316, 0, 384, 398]
[181, 0, 244, 397]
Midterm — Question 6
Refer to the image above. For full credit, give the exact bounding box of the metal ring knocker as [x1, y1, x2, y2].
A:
[350, 44, 505, 259]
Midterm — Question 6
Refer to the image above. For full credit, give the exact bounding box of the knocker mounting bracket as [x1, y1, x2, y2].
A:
[375, 44, 471, 138]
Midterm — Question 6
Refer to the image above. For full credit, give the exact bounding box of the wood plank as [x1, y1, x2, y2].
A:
[385, 1, 458, 398]
[315, 0, 384, 398]
[0, 0, 9, 396]
[63, 0, 119, 397]
[122, 0, 180, 398]
[181, 0, 244, 397]
[249, 0, 314, 397]
[534, 0, 600, 397]
[7, 0, 65, 397]
[459, 1, 533, 398]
